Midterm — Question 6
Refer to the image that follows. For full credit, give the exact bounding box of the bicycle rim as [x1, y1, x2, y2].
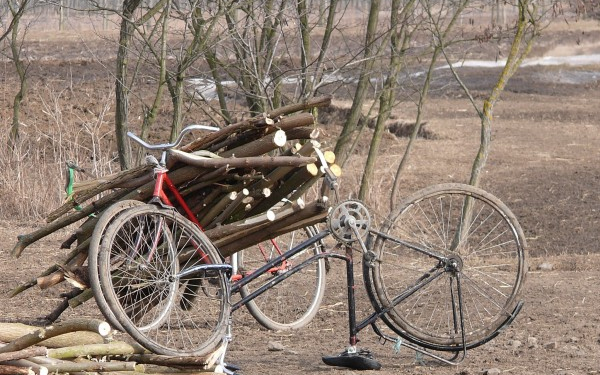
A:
[371, 183, 526, 350]
[98, 205, 229, 356]
[238, 225, 327, 330]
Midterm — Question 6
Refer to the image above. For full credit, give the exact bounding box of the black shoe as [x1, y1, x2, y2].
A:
[224, 363, 241, 372]
[322, 348, 382, 370]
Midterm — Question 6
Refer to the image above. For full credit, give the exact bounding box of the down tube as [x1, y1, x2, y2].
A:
[230, 229, 332, 312]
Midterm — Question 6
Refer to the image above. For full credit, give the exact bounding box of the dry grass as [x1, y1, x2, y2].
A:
[0, 79, 119, 221]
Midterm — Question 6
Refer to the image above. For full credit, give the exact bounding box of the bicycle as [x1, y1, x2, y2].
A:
[92, 125, 526, 371]
[87, 125, 328, 355]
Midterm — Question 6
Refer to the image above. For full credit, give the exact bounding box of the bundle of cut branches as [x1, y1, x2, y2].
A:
[8, 96, 339, 323]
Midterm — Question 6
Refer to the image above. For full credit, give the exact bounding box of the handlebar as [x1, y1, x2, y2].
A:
[127, 124, 219, 151]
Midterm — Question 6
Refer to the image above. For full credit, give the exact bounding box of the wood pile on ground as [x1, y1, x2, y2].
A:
[0, 319, 229, 374]
[6, 96, 337, 325]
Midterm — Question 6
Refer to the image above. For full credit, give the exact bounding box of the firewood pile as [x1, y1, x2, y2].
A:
[7, 96, 337, 325]
[0, 319, 229, 374]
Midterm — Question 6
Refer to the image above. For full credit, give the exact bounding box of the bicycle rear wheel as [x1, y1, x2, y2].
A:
[97, 204, 230, 356]
[370, 183, 526, 350]
[238, 225, 327, 330]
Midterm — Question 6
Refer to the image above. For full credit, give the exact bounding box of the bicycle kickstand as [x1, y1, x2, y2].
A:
[212, 322, 241, 375]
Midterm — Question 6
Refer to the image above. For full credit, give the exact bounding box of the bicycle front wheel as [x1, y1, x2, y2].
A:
[97, 204, 230, 356]
[238, 225, 327, 330]
[370, 183, 526, 350]
[89, 199, 145, 331]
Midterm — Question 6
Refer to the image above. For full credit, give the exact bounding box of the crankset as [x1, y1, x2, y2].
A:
[328, 200, 371, 243]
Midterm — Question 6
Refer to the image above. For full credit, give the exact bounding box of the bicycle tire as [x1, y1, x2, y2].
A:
[97, 204, 230, 356]
[238, 225, 327, 330]
[369, 183, 526, 350]
[89, 199, 145, 331]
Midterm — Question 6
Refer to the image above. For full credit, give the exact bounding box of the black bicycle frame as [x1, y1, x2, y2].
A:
[228, 226, 454, 351]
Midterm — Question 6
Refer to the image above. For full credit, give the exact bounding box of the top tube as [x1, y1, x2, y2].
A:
[127, 124, 219, 151]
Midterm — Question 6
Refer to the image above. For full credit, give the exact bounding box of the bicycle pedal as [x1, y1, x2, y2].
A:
[322, 348, 382, 370]
[224, 363, 241, 372]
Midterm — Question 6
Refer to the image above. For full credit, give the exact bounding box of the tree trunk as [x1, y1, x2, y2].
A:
[333, 0, 381, 165]
[115, 0, 143, 170]
[359, 0, 414, 201]
[7, 1, 28, 148]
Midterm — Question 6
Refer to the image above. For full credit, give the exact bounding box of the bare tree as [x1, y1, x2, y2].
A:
[0, 0, 29, 44]
[3, 0, 33, 148]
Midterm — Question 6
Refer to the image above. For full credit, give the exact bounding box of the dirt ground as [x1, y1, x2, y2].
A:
[1, 18, 600, 375]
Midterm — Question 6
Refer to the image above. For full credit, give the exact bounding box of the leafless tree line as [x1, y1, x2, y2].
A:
[1, 0, 589, 218]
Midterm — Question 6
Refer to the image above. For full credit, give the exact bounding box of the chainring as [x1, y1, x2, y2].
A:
[327, 200, 371, 243]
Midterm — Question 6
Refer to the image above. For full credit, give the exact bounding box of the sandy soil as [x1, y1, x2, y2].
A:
[1, 19, 600, 375]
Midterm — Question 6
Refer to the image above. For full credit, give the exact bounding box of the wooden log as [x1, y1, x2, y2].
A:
[178, 166, 229, 198]
[287, 173, 323, 203]
[220, 129, 286, 158]
[46, 341, 147, 359]
[168, 150, 316, 169]
[267, 96, 332, 118]
[283, 127, 320, 141]
[59, 233, 77, 249]
[42, 361, 141, 373]
[190, 187, 226, 220]
[0, 347, 46, 363]
[216, 113, 314, 152]
[238, 141, 318, 196]
[179, 97, 329, 153]
[247, 163, 320, 216]
[67, 288, 93, 309]
[199, 191, 238, 228]
[218, 200, 329, 257]
[209, 189, 249, 229]
[0, 323, 106, 348]
[24, 355, 68, 366]
[272, 112, 315, 131]
[0, 364, 35, 375]
[1, 359, 48, 375]
[204, 126, 272, 154]
[35, 272, 64, 290]
[125, 353, 213, 367]
[36, 250, 88, 290]
[205, 200, 302, 246]
[179, 114, 274, 153]
[329, 163, 342, 177]
[11, 237, 90, 297]
[38, 289, 84, 325]
[324, 150, 336, 164]
[0, 319, 111, 354]
[73, 214, 102, 247]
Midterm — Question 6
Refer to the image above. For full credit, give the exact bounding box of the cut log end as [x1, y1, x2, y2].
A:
[330, 164, 342, 177]
[272, 130, 287, 147]
[97, 321, 112, 337]
[324, 150, 336, 164]
[306, 163, 319, 176]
